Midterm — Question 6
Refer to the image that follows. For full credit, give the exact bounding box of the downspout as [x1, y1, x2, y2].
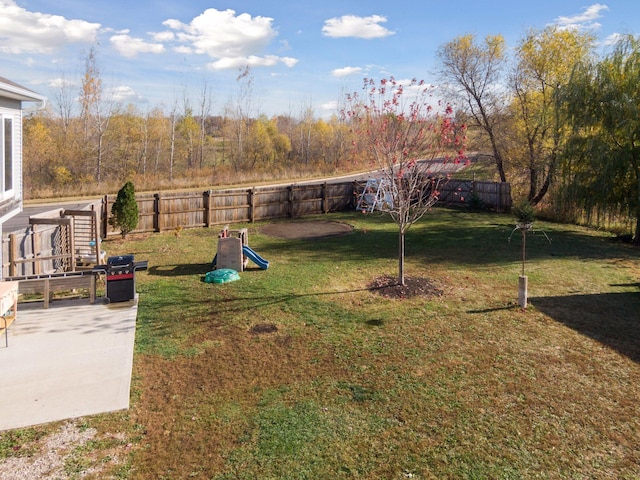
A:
[23, 98, 47, 113]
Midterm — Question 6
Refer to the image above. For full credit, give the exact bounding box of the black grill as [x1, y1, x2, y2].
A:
[95, 255, 148, 302]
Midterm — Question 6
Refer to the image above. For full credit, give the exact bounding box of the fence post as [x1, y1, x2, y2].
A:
[249, 188, 255, 223]
[154, 193, 161, 232]
[9, 233, 17, 277]
[101, 195, 109, 238]
[32, 229, 40, 275]
[322, 182, 328, 214]
[204, 190, 211, 228]
[288, 185, 294, 218]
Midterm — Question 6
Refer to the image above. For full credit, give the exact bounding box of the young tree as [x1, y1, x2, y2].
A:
[110, 181, 139, 238]
[561, 34, 640, 244]
[342, 77, 466, 285]
[176, 107, 199, 169]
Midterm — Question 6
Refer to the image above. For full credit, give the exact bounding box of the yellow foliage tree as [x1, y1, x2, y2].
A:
[510, 26, 595, 205]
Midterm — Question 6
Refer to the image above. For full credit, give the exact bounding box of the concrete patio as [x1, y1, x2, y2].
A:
[0, 295, 138, 431]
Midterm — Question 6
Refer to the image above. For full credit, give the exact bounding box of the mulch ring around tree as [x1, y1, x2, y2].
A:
[369, 275, 444, 299]
[259, 221, 353, 239]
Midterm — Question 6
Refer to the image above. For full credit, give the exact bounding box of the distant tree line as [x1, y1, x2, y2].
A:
[22, 52, 355, 199]
[22, 30, 640, 243]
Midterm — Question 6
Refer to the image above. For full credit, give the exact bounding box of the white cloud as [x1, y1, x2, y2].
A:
[110, 33, 165, 57]
[111, 85, 146, 103]
[207, 54, 298, 70]
[603, 32, 623, 46]
[157, 8, 297, 70]
[0, 0, 100, 54]
[173, 45, 194, 55]
[320, 100, 339, 111]
[151, 30, 175, 42]
[332, 66, 363, 77]
[553, 3, 609, 30]
[280, 57, 298, 68]
[48, 76, 76, 89]
[322, 15, 395, 39]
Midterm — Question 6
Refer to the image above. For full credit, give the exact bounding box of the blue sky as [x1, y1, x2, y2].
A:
[1, 1, 638, 117]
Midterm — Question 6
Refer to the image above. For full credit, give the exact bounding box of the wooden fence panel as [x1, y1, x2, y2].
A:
[2, 224, 66, 278]
[439, 179, 470, 205]
[293, 184, 320, 217]
[253, 187, 290, 221]
[160, 192, 206, 231]
[207, 189, 252, 225]
[328, 182, 356, 212]
[138, 194, 157, 233]
[473, 181, 511, 212]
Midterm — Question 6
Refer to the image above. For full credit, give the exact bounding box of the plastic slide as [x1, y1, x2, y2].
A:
[242, 246, 269, 269]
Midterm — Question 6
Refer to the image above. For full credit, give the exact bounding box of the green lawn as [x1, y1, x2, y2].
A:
[2, 208, 639, 479]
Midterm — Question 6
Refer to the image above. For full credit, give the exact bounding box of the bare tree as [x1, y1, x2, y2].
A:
[197, 80, 214, 169]
[224, 66, 255, 171]
[437, 34, 508, 182]
[168, 98, 178, 182]
[79, 46, 117, 183]
[49, 73, 75, 138]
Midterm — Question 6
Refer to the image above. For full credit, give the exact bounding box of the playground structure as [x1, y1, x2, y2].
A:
[212, 225, 269, 271]
[356, 178, 394, 213]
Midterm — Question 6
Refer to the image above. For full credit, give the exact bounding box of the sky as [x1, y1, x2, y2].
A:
[1, 0, 639, 118]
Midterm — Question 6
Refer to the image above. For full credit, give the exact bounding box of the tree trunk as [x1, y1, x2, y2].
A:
[398, 229, 405, 286]
[486, 128, 507, 183]
[636, 176, 640, 245]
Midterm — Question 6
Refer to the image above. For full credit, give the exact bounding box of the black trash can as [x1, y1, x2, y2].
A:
[99, 255, 148, 302]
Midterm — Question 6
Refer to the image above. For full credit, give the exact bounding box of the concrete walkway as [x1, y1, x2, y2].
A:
[0, 296, 138, 431]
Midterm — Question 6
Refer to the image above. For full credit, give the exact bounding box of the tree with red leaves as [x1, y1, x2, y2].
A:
[342, 77, 467, 285]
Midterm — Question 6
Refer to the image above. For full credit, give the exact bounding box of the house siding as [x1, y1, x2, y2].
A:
[0, 77, 45, 280]
[0, 97, 21, 110]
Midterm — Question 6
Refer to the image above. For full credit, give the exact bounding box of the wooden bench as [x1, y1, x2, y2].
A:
[5, 271, 99, 309]
[0, 281, 19, 347]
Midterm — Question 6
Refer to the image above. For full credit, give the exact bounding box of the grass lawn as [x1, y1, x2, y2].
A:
[2, 208, 640, 479]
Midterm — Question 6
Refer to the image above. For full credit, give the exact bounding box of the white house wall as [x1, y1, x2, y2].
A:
[0, 105, 23, 208]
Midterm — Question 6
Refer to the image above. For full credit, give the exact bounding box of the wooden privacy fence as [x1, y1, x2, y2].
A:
[102, 182, 355, 237]
[439, 179, 512, 210]
[2, 179, 510, 273]
[3, 222, 69, 278]
[101, 180, 510, 238]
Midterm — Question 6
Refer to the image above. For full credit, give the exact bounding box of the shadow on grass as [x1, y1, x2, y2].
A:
[263, 210, 639, 268]
[467, 305, 520, 313]
[134, 283, 394, 356]
[146, 263, 212, 276]
[530, 291, 640, 363]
